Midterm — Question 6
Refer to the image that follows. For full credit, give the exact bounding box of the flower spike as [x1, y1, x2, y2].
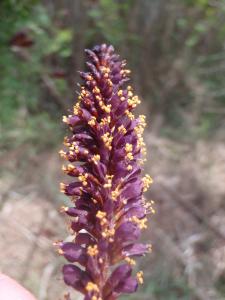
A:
[58, 44, 153, 300]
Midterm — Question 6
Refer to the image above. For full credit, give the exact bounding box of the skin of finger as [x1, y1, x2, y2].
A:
[0, 273, 37, 300]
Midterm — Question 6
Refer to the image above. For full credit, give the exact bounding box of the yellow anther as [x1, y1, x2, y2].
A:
[128, 95, 141, 108]
[137, 271, 144, 284]
[102, 132, 113, 150]
[78, 173, 88, 186]
[127, 165, 133, 171]
[118, 125, 127, 135]
[87, 75, 93, 81]
[104, 175, 113, 188]
[96, 211, 106, 219]
[129, 216, 148, 230]
[111, 188, 120, 201]
[100, 116, 111, 126]
[96, 211, 107, 226]
[142, 174, 153, 192]
[92, 154, 100, 164]
[62, 115, 69, 124]
[107, 79, 112, 86]
[88, 116, 96, 126]
[87, 245, 99, 257]
[125, 143, 133, 153]
[62, 164, 75, 173]
[60, 182, 66, 193]
[86, 282, 99, 292]
[125, 257, 136, 266]
[73, 103, 80, 115]
[102, 228, 115, 239]
[95, 95, 102, 101]
[93, 87, 100, 94]
[63, 136, 70, 147]
[125, 110, 134, 120]
[126, 152, 134, 160]
[60, 206, 68, 213]
[127, 91, 133, 97]
[57, 248, 64, 255]
[118, 90, 123, 96]
[103, 104, 111, 113]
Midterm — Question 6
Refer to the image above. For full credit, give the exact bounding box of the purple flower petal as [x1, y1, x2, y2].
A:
[122, 243, 149, 257]
[115, 277, 138, 294]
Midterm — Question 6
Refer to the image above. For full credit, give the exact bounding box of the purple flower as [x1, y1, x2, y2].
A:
[58, 44, 154, 300]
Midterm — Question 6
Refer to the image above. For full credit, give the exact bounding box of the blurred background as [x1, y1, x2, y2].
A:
[1, 0, 225, 299]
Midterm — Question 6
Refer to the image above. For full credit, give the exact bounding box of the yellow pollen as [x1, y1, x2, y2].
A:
[88, 117, 96, 126]
[126, 153, 134, 160]
[127, 91, 133, 97]
[78, 173, 88, 186]
[96, 210, 106, 219]
[87, 75, 93, 81]
[73, 103, 80, 115]
[107, 79, 112, 86]
[125, 257, 136, 266]
[118, 90, 123, 96]
[100, 116, 111, 126]
[125, 110, 134, 120]
[102, 132, 113, 150]
[57, 248, 64, 255]
[86, 282, 99, 293]
[91, 154, 100, 164]
[129, 216, 148, 229]
[137, 271, 144, 284]
[128, 95, 141, 108]
[96, 95, 102, 101]
[111, 188, 120, 201]
[60, 206, 68, 213]
[60, 182, 66, 193]
[104, 175, 113, 188]
[87, 245, 99, 257]
[93, 87, 100, 94]
[59, 150, 67, 159]
[102, 228, 115, 239]
[62, 115, 69, 124]
[127, 165, 133, 171]
[125, 143, 133, 153]
[142, 174, 153, 192]
[96, 211, 107, 226]
[118, 125, 127, 135]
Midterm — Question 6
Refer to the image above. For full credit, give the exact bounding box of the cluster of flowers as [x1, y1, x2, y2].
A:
[58, 44, 154, 300]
